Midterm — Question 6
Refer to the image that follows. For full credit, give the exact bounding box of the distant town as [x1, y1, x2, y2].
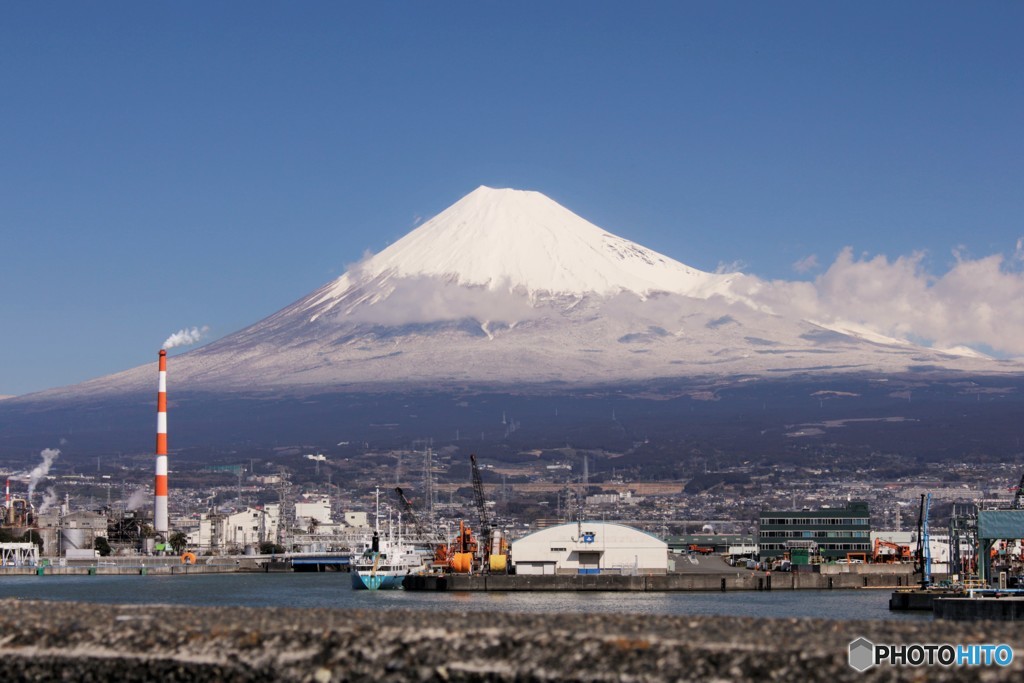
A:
[2, 437, 1019, 580]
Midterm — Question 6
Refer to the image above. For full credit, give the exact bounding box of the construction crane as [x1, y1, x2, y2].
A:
[872, 538, 912, 563]
[470, 453, 492, 564]
[394, 486, 452, 570]
[914, 493, 932, 589]
[393, 487, 428, 540]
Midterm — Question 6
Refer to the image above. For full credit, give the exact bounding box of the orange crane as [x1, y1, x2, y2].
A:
[469, 453, 509, 573]
[872, 538, 912, 563]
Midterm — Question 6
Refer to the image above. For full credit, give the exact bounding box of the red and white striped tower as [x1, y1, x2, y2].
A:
[154, 349, 169, 536]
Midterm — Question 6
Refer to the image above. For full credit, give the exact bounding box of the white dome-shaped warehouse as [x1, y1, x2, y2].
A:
[510, 522, 668, 576]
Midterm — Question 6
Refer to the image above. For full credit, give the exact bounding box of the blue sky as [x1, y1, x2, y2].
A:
[2, 2, 1022, 395]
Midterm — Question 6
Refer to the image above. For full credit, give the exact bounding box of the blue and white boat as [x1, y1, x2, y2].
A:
[351, 489, 429, 590]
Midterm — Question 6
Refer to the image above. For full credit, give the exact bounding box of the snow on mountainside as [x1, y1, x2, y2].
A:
[19, 186, 1023, 401]
[303, 186, 741, 321]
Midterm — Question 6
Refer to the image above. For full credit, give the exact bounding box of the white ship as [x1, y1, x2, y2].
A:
[351, 488, 428, 590]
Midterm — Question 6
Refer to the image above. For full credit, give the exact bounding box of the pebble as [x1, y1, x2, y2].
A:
[0, 599, 1020, 681]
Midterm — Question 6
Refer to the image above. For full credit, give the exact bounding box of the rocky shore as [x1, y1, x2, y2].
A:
[0, 599, 1020, 681]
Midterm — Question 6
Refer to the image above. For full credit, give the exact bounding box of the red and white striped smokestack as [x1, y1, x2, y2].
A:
[154, 349, 169, 536]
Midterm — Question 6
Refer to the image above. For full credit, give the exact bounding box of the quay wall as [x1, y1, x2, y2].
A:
[935, 597, 1024, 621]
[431, 571, 917, 592]
[0, 556, 268, 576]
[0, 598, 1020, 682]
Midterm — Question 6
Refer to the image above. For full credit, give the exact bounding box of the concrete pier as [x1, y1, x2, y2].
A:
[935, 596, 1024, 621]
[0, 598, 1021, 681]
[406, 570, 915, 592]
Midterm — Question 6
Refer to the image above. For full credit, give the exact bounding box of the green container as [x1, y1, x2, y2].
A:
[87, 567, 97, 575]
[35, 567, 45, 576]
[791, 548, 810, 566]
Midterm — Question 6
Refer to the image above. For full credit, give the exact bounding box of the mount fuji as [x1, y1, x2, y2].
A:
[34, 186, 1021, 400]
[6, 185, 1024, 458]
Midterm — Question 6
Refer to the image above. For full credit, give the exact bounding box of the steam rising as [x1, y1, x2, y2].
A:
[38, 487, 58, 514]
[125, 487, 148, 511]
[163, 326, 209, 350]
[27, 448, 60, 503]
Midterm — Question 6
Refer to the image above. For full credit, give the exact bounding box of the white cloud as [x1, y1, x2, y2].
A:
[715, 260, 746, 274]
[342, 276, 539, 327]
[792, 254, 819, 274]
[740, 244, 1024, 356]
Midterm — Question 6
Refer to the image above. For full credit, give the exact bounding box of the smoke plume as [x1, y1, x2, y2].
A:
[38, 487, 58, 514]
[163, 326, 209, 350]
[27, 448, 60, 502]
[126, 487, 148, 511]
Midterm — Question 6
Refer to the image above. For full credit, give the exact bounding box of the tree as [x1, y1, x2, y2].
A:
[259, 541, 285, 555]
[168, 531, 188, 554]
[93, 537, 112, 557]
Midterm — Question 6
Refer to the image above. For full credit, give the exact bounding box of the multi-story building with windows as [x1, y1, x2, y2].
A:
[758, 502, 871, 560]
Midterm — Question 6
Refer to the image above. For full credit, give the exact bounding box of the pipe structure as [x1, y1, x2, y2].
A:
[154, 349, 168, 537]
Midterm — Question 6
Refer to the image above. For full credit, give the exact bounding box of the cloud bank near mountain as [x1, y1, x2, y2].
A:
[744, 244, 1024, 357]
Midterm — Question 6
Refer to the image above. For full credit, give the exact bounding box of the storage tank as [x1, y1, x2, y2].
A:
[60, 527, 89, 552]
[488, 554, 507, 573]
[451, 552, 474, 573]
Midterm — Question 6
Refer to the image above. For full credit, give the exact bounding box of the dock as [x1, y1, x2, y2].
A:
[405, 570, 916, 592]
[0, 552, 351, 576]
[933, 594, 1024, 621]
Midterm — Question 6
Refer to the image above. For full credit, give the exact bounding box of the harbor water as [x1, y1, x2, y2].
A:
[0, 572, 928, 621]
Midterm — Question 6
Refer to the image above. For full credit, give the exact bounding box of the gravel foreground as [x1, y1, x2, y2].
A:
[0, 599, 1020, 682]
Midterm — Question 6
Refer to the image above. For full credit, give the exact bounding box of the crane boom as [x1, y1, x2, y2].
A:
[470, 454, 491, 557]
[1014, 471, 1024, 509]
[393, 487, 428, 539]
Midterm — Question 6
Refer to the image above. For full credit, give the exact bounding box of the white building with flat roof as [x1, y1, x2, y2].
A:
[206, 506, 279, 552]
[295, 496, 332, 526]
[511, 522, 667, 576]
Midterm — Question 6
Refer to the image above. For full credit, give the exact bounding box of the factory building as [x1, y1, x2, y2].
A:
[510, 522, 668, 576]
[295, 496, 333, 526]
[183, 505, 280, 554]
[344, 511, 369, 528]
[35, 509, 108, 557]
[758, 502, 871, 560]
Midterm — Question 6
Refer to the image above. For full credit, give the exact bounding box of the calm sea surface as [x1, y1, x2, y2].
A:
[0, 573, 928, 621]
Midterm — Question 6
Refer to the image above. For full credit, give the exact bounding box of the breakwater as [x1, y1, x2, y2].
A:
[406, 570, 916, 592]
[0, 556, 266, 576]
[0, 553, 326, 576]
[1, 563, 243, 576]
[0, 598, 1019, 681]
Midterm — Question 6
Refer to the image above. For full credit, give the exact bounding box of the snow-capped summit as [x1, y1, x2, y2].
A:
[20, 185, 1019, 401]
[304, 186, 737, 320]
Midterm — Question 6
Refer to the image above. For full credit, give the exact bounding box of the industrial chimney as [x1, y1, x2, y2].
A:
[154, 349, 168, 537]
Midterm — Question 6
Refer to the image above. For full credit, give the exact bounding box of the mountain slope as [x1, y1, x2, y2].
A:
[18, 186, 1024, 401]
[304, 186, 739, 322]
